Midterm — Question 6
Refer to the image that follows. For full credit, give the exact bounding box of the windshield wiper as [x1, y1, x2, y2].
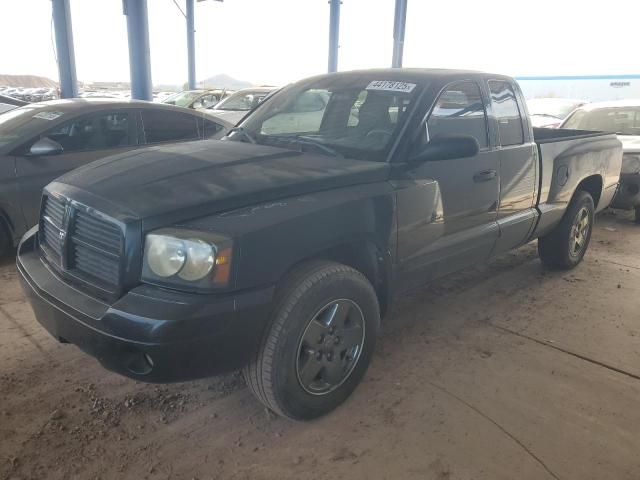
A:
[228, 126, 256, 144]
[267, 135, 343, 158]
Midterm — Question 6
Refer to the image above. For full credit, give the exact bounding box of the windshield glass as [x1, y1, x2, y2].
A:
[215, 90, 271, 111]
[0, 104, 54, 148]
[563, 106, 640, 135]
[227, 77, 422, 161]
[163, 91, 202, 107]
[527, 99, 583, 119]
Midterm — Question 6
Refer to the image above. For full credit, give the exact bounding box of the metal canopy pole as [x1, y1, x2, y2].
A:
[186, 0, 196, 90]
[327, 0, 341, 73]
[123, 0, 153, 100]
[392, 0, 408, 68]
[51, 0, 78, 98]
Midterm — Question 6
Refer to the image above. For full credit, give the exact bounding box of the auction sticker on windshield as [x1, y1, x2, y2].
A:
[366, 81, 416, 93]
[33, 112, 63, 121]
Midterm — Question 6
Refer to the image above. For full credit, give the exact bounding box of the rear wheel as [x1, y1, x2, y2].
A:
[538, 191, 594, 270]
[243, 261, 380, 420]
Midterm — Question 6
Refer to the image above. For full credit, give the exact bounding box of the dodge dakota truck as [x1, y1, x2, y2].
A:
[17, 69, 622, 420]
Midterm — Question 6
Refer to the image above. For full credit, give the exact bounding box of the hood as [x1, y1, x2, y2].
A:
[55, 140, 390, 221]
[618, 135, 640, 154]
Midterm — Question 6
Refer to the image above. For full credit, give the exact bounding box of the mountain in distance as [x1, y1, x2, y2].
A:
[198, 73, 253, 90]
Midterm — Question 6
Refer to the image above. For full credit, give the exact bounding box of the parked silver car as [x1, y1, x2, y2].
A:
[207, 87, 279, 124]
[562, 99, 640, 222]
[527, 98, 586, 128]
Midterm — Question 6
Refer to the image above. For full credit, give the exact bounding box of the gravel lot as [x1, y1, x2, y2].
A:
[1, 210, 639, 480]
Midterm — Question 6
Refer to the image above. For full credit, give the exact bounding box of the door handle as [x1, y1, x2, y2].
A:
[473, 169, 497, 182]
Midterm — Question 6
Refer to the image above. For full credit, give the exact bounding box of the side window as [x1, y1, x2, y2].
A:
[488, 80, 524, 146]
[427, 82, 488, 148]
[142, 110, 199, 144]
[200, 118, 224, 139]
[44, 112, 132, 152]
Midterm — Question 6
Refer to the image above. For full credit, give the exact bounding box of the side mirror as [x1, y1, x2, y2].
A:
[29, 137, 64, 156]
[410, 134, 479, 163]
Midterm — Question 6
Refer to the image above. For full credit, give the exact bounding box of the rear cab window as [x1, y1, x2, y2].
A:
[488, 80, 525, 146]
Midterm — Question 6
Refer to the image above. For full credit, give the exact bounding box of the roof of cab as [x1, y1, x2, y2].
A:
[300, 68, 514, 85]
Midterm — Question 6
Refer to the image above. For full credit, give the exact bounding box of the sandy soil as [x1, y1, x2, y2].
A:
[1, 210, 639, 480]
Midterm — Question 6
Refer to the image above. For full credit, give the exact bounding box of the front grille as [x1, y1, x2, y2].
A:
[69, 210, 122, 287]
[39, 193, 124, 295]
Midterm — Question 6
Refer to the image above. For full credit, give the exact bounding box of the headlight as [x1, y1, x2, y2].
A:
[142, 229, 232, 290]
[621, 154, 640, 175]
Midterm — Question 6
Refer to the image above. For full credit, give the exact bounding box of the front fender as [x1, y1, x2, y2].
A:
[182, 182, 397, 291]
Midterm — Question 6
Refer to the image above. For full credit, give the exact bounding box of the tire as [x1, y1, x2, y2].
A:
[243, 260, 380, 420]
[635, 206, 640, 224]
[538, 190, 594, 270]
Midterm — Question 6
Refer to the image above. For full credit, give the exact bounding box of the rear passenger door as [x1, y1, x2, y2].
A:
[395, 81, 500, 288]
[487, 80, 538, 254]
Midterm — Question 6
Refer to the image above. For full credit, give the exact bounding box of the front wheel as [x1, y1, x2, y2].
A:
[538, 190, 594, 270]
[243, 261, 380, 420]
[634, 206, 640, 224]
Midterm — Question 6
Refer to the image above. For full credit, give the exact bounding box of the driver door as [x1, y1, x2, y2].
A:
[15, 110, 138, 228]
[394, 81, 500, 290]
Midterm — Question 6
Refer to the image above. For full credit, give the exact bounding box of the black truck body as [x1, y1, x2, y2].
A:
[17, 69, 622, 419]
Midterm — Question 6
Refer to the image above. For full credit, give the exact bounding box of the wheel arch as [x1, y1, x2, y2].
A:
[575, 174, 603, 208]
[278, 238, 393, 320]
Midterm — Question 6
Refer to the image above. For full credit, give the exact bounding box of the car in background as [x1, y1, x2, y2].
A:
[527, 98, 586, 128]
[0, 94, 28, 114]
[561, 99, 640, 222]
[163, 89, 232, 110]
[0, 99, 231, 254]
[206, 86, 279, 124]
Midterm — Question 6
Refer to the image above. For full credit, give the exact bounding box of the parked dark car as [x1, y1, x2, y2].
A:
[0, 99, 231, 254]
[561, 100, 640, 222]
[17, 69, 622, 420]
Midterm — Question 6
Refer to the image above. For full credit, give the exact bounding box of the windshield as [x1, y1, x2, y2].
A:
[563, 106, 640, 135]
[0, 104, 54, 149]
[215, 90, 271, 111]
[227, 77, 422, 161]
[527, 99, 584, 119]
[163, 91, 202, 107]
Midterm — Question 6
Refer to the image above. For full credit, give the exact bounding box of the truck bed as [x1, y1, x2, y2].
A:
[531, 127, 623, 238]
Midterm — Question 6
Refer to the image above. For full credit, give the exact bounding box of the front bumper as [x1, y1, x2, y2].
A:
[17, 227, 274, 383]
[611, 173, 640, 210]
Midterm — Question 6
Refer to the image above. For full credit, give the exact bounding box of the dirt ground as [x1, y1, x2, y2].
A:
[1, 210, 639, 480]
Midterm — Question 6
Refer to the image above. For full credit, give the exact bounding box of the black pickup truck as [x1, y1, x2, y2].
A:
[17, 69, 622, 420]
